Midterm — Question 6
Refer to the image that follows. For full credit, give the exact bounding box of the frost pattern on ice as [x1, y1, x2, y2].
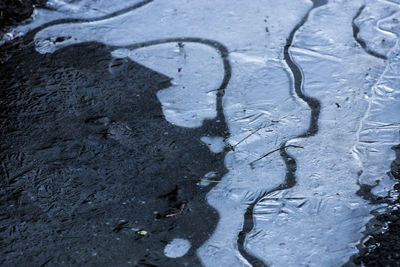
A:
[354, 0, 400, 59]
[244, 1, 400, 265]
[29, 0, 400, 266]
[353, 0, 400, 197]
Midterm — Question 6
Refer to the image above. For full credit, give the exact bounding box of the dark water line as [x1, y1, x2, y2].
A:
[236, 141, 297, 267]
[237, 1, 326, 266]
[352, 5, 388, 60]
[237, 141, 297, 267]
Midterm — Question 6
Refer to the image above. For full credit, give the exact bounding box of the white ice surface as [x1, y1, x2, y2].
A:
[355, 0, 400, 58]
[163, 238, 191, 258]
[27, 0, 400, 266]
[112, 44, 223, 128]
[245, 1, 400, 266]
[200, 136, 226, 154]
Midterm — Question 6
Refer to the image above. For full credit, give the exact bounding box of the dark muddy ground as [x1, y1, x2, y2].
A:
[1, 2, 400, 267]
[346, 145, 400, 267]
[1, 37, 228, 266]
[0, 0, 46, 35]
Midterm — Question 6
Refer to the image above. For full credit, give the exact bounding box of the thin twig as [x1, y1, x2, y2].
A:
[200, 179, 221, 183]
[230, 125, 269, 151]
[249, 144, 304, 166]
[232, 127, 263, 150]
[165, 203, 186, 218]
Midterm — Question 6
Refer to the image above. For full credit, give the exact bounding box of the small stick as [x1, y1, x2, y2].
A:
[231, 126, 264, 150]
[200, 179, 221, 183]
[249, 144, 304, 166]
[165, 203, 186, 218]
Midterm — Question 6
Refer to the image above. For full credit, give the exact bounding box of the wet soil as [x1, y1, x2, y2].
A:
[0, 39, 228, 266]
[346, 145, 400, 267]
[0, 0, 47, 34]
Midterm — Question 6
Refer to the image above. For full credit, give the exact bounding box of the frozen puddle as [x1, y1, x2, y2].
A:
[23, 0, 400, 266]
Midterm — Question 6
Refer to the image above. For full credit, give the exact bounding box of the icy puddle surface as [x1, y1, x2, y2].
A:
[14, 0, 400, 266]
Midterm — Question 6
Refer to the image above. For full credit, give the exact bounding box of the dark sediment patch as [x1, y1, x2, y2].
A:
[0, 37, 230, 265]
[1, 1, 234, 265]
[344, 144, 400, 267]
[0, 0, 47, 36]
[236, 1, 327, 266]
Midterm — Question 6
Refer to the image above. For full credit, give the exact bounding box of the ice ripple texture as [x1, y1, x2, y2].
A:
[29, 0, 400, 266]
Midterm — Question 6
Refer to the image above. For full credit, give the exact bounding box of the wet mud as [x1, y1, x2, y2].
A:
[0, 39, 229, 265]
[345, 145, 400, 266]
[1, 1, 234, 265]
[0, 0, 47, 35]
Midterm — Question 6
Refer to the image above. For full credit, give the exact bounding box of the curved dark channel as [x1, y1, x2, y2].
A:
[352, 5, 388, 60]
[0, 0, 153, 52]
[29, 0, 154, 39]
[237, 1, 326, 266]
